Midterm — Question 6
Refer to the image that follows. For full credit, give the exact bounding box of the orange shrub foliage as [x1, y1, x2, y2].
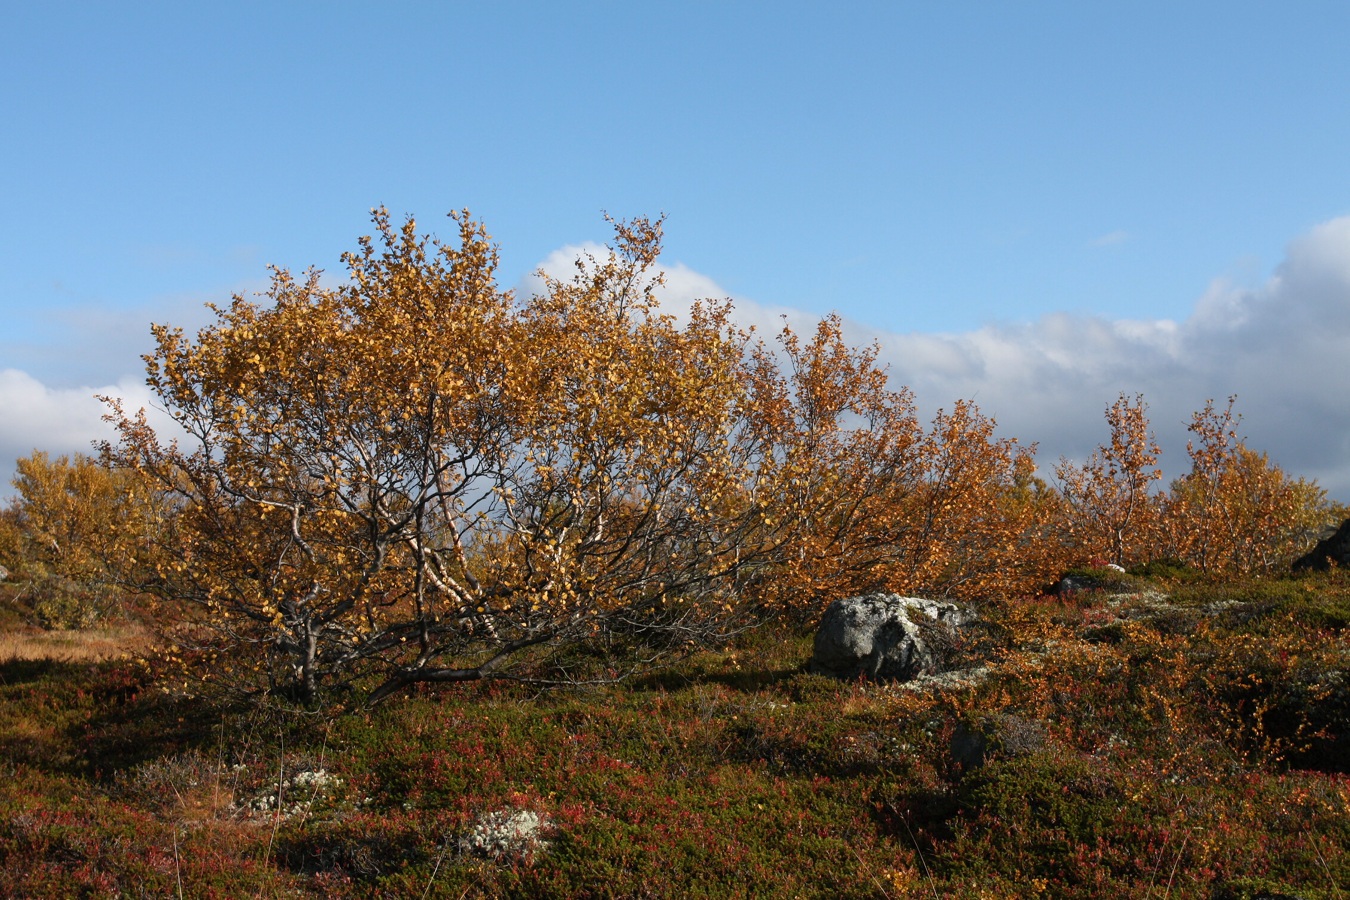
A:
[1164, 397, 1336, 574]
[1054, 393, 1164, 568]
[100, 209, 1077, 704]
[91, 209, 1341, 706]
[729, 318, 1064, 612]
[105, 211, 804, 703]
[1053, 393, 1341, 576]
[4, 450, 163, 585]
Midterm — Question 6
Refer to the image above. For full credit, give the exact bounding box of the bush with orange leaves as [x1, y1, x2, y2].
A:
[1054, 393, 1343, 575]
[1163, 397, 1341, 574]
[750, 324, 1060, 613]
[0, 451, 167, 627]
[99, 210, 1071, 706]
[105, 211, 785, 704]
[1054, 393, 1164, 569]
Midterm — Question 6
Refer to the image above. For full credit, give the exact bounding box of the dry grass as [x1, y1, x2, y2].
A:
[0, 581, 159, 662]
[0, 621, 156, 662]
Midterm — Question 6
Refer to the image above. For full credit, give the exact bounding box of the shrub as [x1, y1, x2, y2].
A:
[102, 209, 1063, 707]
[29, 576, 119, 630]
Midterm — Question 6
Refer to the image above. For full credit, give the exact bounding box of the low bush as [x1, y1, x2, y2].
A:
[29, 575, 120, 630]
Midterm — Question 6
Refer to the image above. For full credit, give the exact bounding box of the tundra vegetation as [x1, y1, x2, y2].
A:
[0, 210, 1346, 897]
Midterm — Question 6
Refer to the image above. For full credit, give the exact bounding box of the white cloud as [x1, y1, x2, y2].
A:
[7, 217, 1350, 506]
[639, 217, 1350, 501]
[514, 242, 607, 300]
[0, 370, 169, 497]
[857, 217, 1350, 499]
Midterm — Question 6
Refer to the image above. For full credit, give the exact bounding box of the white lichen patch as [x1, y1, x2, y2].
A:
[891, 665, 993, 692]
[236, 767, 343, 820]
[459, 808, 554, 860]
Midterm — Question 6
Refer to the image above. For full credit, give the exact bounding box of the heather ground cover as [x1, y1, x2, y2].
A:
[0, 572, 1347, 898]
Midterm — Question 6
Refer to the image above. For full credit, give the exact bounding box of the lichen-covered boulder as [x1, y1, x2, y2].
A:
[809, 593, 974, 682]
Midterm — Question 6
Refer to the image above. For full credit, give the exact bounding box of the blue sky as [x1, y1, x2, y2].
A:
[5, 2, 1350, 498]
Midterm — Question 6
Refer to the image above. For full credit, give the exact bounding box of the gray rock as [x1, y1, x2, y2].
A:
[809, 593, 974, 682]
[950, 713, 1047, 772]
[1292, 517, 1350, 573]
[1055, 565, 1130, 595]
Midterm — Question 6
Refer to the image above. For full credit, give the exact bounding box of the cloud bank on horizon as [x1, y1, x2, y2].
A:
[871, 215, 1350, 498]
[4, 215, 1350, 502]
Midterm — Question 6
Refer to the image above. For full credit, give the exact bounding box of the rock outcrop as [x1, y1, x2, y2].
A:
[1055, 563, 1129, 595]
[1292, 518, 1350, 573]
[809, 593, 974, 682]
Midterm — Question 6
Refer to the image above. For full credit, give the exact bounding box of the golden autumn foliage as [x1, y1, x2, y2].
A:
[4, 451, 153, 582]
[750, 341, 1057, 611]
[1054, 393, 1164, 567]
[1053, 394, 1342, 574]
[1, 451, 166, 626]
[97, 209, 1079, 705]
[84, 208, 1342, 707]
[104, 211, 797, 704]
[1164, 397, 1337, 573]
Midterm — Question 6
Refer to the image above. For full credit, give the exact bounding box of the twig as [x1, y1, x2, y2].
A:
[1312, 833, 1343, 899]
[848, 842, 892, 899]
[256, 728, 285, 899]
[212, 713, 227, 813]
[899, 812, 940, 900]
[1145, 798, 1191, 898]
[421, 840, 450, 900]
[172, 826, 184, 900]
[1161, 829, 1191, 899]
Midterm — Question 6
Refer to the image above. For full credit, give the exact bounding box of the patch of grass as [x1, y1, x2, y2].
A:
[0, 578, 158, 663]
[0, 621, 153, 663]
